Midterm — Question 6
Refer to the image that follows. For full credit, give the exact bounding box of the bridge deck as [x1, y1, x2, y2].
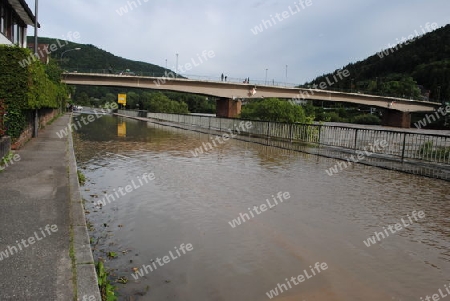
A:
[62, 73, 441, 113]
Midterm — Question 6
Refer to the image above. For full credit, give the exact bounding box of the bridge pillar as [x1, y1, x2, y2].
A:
[216, 98, 241, 118]
[381, 110, 411, 128]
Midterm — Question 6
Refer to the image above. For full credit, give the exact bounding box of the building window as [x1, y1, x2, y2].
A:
[20, 26, 25, 47]
[13, 16, 19, 44]
[17, 23, 23, 46]
[0, 0, 4, 34]
[0, 0, 28, 47]
[5, 3, 11, 40]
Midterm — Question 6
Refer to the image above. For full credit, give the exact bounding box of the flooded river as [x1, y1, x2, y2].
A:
[74, 115, 450, 301]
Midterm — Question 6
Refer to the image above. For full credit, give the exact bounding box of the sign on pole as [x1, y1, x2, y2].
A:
[118, 94, 127, 105]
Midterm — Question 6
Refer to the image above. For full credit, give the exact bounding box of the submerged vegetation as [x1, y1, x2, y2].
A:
[96, 261, 118, 301]
[77, 170, 86, 185]
[417, 141, 450, 161]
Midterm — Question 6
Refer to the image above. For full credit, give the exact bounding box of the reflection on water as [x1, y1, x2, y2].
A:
[74, 115, 450, 301]
[117, 121, 126, 137]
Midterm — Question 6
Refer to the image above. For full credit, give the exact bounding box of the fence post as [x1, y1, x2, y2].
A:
[317, 125, 321, 146]
[401, 132, 407, 162]
[289, 123, 293, 142]
[266, 121, 270, 140]
[354, 129, 358, 150]
[208, 117, 211, 130]
[219, 118, 222, 131]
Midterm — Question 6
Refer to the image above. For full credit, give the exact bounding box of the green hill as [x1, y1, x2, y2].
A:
[26, 37, 214, 113]
[27, 36, 168, 76]
[303, 24, 450, 103]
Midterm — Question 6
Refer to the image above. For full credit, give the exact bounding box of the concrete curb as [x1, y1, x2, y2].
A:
[67, 114, 102, 301]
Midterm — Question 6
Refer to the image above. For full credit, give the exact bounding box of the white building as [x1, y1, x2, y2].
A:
[0, 0, 37, 48]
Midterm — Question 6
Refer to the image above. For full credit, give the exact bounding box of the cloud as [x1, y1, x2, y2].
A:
[29, 0, 450, 84]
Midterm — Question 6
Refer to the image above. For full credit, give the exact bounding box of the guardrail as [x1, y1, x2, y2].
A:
[116, 110, 147, 118]
[144, 112, 450, 165]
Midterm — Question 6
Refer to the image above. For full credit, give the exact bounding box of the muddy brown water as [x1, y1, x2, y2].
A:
[73, 115, 450, 301]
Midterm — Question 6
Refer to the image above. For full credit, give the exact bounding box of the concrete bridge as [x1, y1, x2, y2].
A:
[62, 73, 441, 128]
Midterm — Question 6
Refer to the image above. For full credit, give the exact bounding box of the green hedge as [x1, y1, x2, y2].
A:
[0, 45, 68, 138]
[352, 114, 381, 125]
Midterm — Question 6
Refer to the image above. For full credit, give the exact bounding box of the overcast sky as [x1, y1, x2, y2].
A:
[28, 0, 449, 85]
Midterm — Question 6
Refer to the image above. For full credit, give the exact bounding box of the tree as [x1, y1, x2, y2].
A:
[100, 93, 117, 106]
[240, 98, 311, 123]
[303, 25, 450, 101]
[75, 92, 90, 106]
[126, 91, 139, 109]
[144, 92, 189, 114]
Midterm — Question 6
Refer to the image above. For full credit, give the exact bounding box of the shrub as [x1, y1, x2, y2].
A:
[240, 98, 310, 123]
[352, 114, 381, 125]
[0, 46, 68, 138]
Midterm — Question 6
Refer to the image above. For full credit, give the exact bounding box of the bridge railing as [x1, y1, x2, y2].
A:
[144, 112, 450, 165]
[63, 69, 301, 88]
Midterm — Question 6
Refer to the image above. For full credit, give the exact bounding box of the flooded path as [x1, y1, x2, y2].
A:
[74, 115, 450, 301]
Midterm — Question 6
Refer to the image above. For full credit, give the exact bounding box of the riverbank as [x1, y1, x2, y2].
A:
[0, 113, 100, 300]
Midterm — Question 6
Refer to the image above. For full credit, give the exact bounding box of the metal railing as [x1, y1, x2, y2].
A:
[62, 69, 300, 88]
[144, 112, 450, 165]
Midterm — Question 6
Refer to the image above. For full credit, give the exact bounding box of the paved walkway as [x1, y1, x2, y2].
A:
[0, 113, 100, 301]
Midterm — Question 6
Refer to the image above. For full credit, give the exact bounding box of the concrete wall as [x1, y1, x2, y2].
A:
[381, 110, 411, 128]
[216, 98, 241, 118]
[0, 136, 11, 160]
[39, 108, 60, 128]
[117, 109, 139, 117]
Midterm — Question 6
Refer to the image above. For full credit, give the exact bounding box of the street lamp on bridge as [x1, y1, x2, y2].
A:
[285, 65, 288, 87]
[265, 68, 268, 85]
[175, 53, 179, 78]
[61, 48, 81, 60]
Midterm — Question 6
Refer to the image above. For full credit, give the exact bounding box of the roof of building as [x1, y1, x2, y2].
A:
[7, 0, 40, 27]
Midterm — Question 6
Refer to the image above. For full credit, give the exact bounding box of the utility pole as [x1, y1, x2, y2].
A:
[33, 0, 39, 138]
[175, 53, 178, 78]
[285, 65, 288, 87]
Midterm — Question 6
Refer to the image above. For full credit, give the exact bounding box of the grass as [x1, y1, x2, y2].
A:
[417, 141, 450, 161]
[0, 152, 15, 172]
[96, 261, 118, 301]
[1, 151, 13, 164]
[69, 224, 78, 301]
[77, 170, 86, 185]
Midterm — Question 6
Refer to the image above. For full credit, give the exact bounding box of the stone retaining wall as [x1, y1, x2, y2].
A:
[12, 108, 60, 150]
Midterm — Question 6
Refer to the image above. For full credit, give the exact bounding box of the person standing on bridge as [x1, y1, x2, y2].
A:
[221, 73, 224, 81]
[225, 76, 227, 82]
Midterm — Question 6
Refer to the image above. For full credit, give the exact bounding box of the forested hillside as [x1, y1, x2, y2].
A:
[303, 24, 450, 103]
[27, 37, 167, 76]
[26, 37, 214, 113]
